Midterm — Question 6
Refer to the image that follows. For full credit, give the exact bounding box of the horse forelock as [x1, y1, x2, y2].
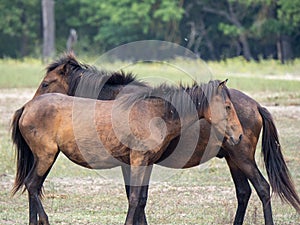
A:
[222, 84, 231, 100]
[46, 53, 82, 73]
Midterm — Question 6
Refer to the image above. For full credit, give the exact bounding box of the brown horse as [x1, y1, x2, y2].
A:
[12, 54, 300, 225]
[12, 77, 242, 225]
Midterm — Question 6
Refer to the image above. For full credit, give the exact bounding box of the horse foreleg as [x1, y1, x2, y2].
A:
[124, 164, 152, 225]
[226, 156, 252, 225]
[137, 185, 149, 225]
[125, 185, 149, 225]
[121, 165, 131, 200]
[122, 165, 148, 225]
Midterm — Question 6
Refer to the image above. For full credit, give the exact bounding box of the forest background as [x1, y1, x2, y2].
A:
[1, 0, 300, 63]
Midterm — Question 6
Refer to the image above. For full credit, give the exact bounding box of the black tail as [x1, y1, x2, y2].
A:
[258, 106, 300, 212]
[11, 106, 34, 195]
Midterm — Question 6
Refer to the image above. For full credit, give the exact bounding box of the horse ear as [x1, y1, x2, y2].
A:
[60, 63, 69, 76]
[217, 79, 228, 93]
[60, 55, 81, 76]
[218, 79, 228, 88]
[59, 60, 73, 76]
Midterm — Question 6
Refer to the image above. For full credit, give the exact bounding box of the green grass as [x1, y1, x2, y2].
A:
[0, 58, 44, 88]
[216, 76, 300, 92]
[208, 57, 300, 77]
[1, 57, 300, 90]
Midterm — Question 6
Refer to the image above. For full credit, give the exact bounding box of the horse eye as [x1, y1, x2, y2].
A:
[41, 82, 49, 88]
[226, 105, 231, 111]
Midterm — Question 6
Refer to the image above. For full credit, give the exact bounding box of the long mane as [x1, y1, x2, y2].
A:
[122, 80, 230, 119]
[46, 53, 147, 98]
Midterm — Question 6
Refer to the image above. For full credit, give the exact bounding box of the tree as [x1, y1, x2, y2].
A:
[60, 0, 184, 53]
[198, 0, 259, 61]
[1, 0, 300, 60]
[42, 0, 55, 62]
[182, 0, 221, 60]
[249, 0, 300, 62]
[276, 0, 300, 62]
[0, 0, 40, 57]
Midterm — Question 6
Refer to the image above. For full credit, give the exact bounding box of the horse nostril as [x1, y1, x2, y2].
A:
[239, 134, 243, 141]
[229, 135, 242, 145]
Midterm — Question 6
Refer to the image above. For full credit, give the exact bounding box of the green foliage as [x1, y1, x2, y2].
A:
[53, 0, 184, 53]
[92, 0, 154, 46]
[0, 0, 40, 57]
[0, 0, 38, 37]
[277, 0, 300, 32]
[218, 23, 242, 37]
[153, 0, 184, 22]
[0, 0, 300, 59]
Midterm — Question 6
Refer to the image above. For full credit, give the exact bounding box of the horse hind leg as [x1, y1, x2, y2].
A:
[248, 167, 274, 225]
[25, 147, 59, 225]
[228, 153, 274, 225]
[26, 173, 48, 225]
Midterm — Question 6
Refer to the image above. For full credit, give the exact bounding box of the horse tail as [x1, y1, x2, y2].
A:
[11, 106, 34, 195]
[258, 105, 300, 212]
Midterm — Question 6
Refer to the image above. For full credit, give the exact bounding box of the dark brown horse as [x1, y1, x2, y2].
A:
[12, 54, 300, 225]
[12, 73, 242, 225]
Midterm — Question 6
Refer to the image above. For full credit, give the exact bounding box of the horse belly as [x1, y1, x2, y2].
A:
[60, 139, 123, 169]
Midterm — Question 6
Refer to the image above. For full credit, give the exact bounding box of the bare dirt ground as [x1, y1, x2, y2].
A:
[0, 88, 33, 128]
[1, 88, 300, 225]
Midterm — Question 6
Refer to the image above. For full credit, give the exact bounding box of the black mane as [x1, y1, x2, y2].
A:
[46, 53, 146, 98]
[122, 80, 230, 119]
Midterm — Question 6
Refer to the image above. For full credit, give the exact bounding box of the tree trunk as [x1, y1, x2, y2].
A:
[186, 22, 196, 50]
[20, 2, 28, 57]
[277, 34, 293, 64]
[281, 35, 293, 63]
[202, 2, 254, 61]
[277, 35, 283, 63]
[239, 33, 253, 61]
[20, 34, 29, 58]
[205, 37, 217, 60]
[42, 0, 55, 63]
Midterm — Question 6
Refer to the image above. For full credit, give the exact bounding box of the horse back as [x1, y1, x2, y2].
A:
[19, 94, 72, 144]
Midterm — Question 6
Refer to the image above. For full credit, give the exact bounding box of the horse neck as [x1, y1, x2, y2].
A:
[190, 84, 214, 121]
[162, 102, 203, 140]
[166, 87, 209, 128]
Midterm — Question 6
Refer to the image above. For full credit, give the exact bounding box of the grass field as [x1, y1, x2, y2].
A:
[0, 57, 300, 224]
